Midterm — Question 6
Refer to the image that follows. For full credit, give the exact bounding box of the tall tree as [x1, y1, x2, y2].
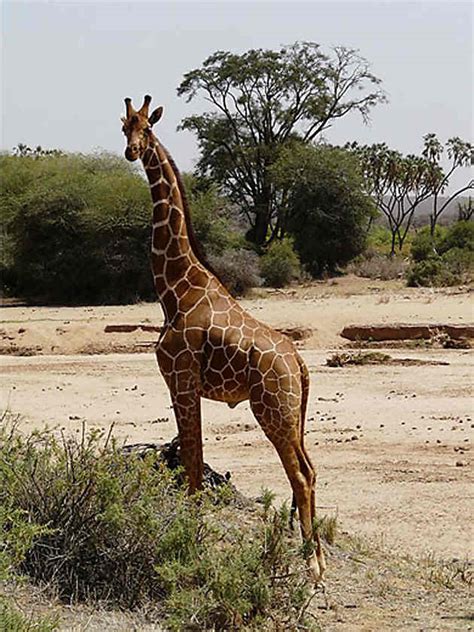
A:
[351, 143, 443, 255]
[422, 134, 473, 235]
[178, 42, 386, 246]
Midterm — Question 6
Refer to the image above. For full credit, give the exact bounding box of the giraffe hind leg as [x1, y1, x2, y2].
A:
[281, 441, 324, 584]
[250, 403, 324, 583]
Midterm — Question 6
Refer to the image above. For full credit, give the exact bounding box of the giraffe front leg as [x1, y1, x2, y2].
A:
[171, 388, 204, 493]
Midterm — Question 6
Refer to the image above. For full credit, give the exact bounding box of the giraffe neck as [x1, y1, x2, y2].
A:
[142, 139, 199, 321]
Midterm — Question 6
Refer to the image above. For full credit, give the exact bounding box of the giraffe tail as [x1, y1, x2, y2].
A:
[290, 354, 311, 531]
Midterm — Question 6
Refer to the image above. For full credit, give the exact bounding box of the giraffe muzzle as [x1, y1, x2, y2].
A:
[125, 145, 140, 162]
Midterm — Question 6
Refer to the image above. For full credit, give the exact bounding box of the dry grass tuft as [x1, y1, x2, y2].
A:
[326, 351, 392, 367]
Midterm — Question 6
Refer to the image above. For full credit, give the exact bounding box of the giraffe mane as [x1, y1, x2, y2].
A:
[158, 142, 222, 281]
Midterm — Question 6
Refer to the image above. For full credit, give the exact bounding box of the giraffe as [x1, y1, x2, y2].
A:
[121, 95, 326, 584]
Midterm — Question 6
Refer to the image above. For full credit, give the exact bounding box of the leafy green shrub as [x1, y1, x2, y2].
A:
[406, 258, 458, 287]
[210, 249, 262, 296]
[407, 221, 473, 286]
[182, 173, 243, 257]
[441, 247, 474, 276]
[0, 421, 315, 629]
[410, 226, 447, 262]
[1, 152, 154, 304]
[260, 239, 300, 287]
[438, 220, 474, 254]
[272, 143, 376, 276]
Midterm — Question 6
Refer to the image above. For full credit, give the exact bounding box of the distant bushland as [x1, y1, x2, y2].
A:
[1, 151, 154, 304]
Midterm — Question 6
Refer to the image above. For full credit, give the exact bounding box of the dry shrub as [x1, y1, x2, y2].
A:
[347, 252, 408, 280]
[326, 351, 393, 367]
[209, 248, 262, 296]
[0, 420, 316, 630]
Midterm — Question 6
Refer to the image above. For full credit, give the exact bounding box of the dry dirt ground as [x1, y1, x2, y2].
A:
[1, 277, 473, 630]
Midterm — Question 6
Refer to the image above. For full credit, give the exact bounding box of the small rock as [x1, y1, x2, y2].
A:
[455, 460, 467, 467]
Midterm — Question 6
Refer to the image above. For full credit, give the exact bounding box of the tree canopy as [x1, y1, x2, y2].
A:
[351, 136, 473, 254]
[271, 143, 376, 275]
[422, 134, 473, 234]
[178, 41, 386, 245]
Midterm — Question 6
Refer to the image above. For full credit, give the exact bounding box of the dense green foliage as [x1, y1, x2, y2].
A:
[0, 419, 316, 630]
[182, 173, 243, 257]
[260, 239, 300, 287]
[272, 143, 376, 276]
[410, 225, 447, 262]
[407, 221, 473, 286]
[178, 41, 385, 245]
[1, 152, 154, 304]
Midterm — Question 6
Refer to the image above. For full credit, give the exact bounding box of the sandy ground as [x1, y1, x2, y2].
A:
[1, 276, 473, 354]
[1, 277, 472, 564]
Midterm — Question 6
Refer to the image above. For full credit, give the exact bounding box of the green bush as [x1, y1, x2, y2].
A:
[438, 220, 474, 254]
[260, 239, 300, 287]
[410, 226, 447, 262]
[441, 247, 474, 276]
[407, 221, 473, 286]
[272, 143, 376, 276]
[1, 152, 154, 304]
[0, 154, 250, 305]
[406, 258, 459, 287]
[0, 598, 58, 632]
[182, 173, 243, 257]
[0, 420, 315, 629]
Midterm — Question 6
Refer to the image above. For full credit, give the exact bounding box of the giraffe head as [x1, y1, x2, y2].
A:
[122, 95, 163, 162]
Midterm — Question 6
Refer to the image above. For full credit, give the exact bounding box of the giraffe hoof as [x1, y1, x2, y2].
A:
[307, 554, 324, 585]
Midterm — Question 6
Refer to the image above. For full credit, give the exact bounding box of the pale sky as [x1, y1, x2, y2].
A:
[1, 1, 472, 191]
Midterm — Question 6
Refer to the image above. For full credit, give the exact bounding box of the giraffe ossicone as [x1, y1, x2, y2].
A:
[121, 94, 326, 584]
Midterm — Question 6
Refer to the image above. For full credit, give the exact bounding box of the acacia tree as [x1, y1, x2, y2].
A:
[351, 143, 444, 255]
[422, 134, 473, 235]
[177, 42, 386, 246]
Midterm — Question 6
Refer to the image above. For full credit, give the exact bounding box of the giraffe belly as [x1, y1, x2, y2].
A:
[200, 373, 249, 405]
[200, 346, 249, 405]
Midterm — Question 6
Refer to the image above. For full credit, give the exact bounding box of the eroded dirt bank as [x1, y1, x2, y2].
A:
[1, 277, 472, 355]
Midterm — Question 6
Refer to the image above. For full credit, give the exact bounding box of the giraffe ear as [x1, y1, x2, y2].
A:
[149, 106, 163, 127]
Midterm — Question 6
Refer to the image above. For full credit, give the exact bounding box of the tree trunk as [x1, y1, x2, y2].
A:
[390, 230, 397, 257]
[248, 203, 271, 246]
